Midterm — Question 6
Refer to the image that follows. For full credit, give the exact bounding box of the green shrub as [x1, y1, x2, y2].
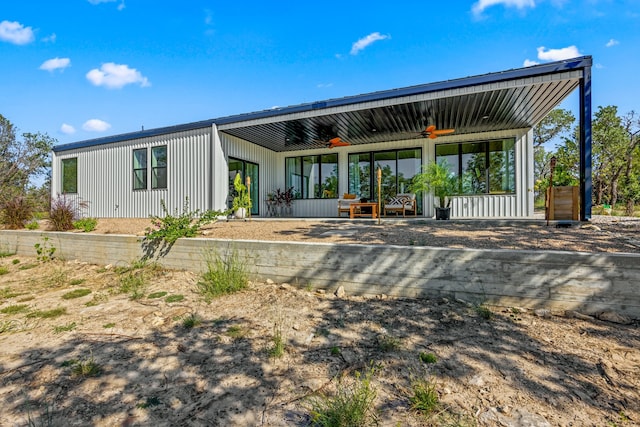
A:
[1, 196, 33, 229]
[476, 304, 494, 320]
[73, 217, 97, 232]
[26, 220, 39, 230]
[0, 266, 8, 275]
[308, 368, 377, 427]
[145, 198, 228, 244]
[71, 356, 102, 377]
[197, 248, 248, 301]
[34, 236, 56, 262]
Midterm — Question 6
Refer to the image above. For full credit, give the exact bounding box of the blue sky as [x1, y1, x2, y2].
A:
[1, 0, 639, 147]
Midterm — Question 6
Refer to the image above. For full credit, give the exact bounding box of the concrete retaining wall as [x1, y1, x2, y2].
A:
[1, 230, 638, 319]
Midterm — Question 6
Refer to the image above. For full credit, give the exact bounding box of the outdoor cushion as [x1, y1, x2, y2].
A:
[343, 193, 357, 199]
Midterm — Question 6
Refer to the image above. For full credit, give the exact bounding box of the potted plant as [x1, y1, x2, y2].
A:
[410, 160, 457, 220]
[273, 187, 295, 216]
[232, 172, 251, 219]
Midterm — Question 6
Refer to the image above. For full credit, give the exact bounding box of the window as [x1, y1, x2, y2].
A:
[133, 148, 147, 190]
[133, 146, 167, 190]
[285, 153, 338, 199]
[151, 146, 167, 189]
[348, 148, 422, 210]
[61, 158, 77, 194]
[435, 138, 515, 195]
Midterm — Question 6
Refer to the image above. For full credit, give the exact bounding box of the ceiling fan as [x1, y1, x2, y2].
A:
[417, 125, 455, 139]
[315, 136, 351, 149]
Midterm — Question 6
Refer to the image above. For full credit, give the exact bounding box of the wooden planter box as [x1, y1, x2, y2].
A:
[546, 186, 579, 220]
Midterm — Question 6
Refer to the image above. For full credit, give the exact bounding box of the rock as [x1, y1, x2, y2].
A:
[580, 223, 601, 231]
[534, 309, 552, 318]
[597, 311, 632, 325]
[334, 286, 346, 298]
[280, 283, 293, 290]
[265, 278, 275, 285]
[468, 374, 485, 387]
[565, 310, 594, 321]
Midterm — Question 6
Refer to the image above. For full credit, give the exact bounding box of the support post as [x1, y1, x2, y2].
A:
[579, 65, 592, 221]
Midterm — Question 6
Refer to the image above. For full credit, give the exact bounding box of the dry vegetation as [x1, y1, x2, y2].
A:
[0, 216, 639, 426]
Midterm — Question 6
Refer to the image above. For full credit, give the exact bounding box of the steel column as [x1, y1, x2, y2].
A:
[579, 65, 592, 221]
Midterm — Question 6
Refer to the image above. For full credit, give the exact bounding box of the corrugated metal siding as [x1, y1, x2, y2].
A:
[52, 128, 213, 218]
[218, 132, 279, 216]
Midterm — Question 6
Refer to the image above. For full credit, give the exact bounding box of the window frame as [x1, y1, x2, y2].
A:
[435, 138, 516, 196]
[132, 148, 148, 191]
[61, 157, 78, 194]
[151, 145, 167, 189]
[285, 153, 338, 199]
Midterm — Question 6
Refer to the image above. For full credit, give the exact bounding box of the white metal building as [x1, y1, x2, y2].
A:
[51, 57, 593, 220]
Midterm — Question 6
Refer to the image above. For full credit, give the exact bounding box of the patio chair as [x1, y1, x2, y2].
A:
[338, 193, 360, 216]
[384, 193, 417, 217]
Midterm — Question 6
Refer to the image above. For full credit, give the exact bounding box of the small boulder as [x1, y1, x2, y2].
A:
[334, 286, 346, 298]
[596, 311, 632, 325]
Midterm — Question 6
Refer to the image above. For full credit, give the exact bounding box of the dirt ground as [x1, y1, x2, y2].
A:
[1, 216, 639, 426]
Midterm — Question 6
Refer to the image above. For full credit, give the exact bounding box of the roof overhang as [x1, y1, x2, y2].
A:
[217, 56, 592, 151]
[53, 56, 591, 153]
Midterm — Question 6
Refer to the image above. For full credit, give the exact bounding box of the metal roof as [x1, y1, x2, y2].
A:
[54, 56, 591, 153]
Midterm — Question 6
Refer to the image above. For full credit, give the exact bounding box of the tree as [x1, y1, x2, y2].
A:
[0, 114, 55, 205]
[591, 106, 628, 206]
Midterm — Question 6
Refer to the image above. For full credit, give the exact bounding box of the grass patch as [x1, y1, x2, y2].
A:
[0, 320, 16, 334]
[476, 304, 494, 320]
[18, 264, 37, 270]
[119, 271, 146, 300]
[0, 304, 30, 314]
[376, 334, 402, 352]
[197, 248, 248, 301]
[410, 378, 439, 414]
[182, 313, 202, 329]
[0, 266, 8, 275]
[419, 352, 437, 364]
[53, 322, 76, 334]
[68, 278, 85, 286]
[136, 396, 161, 409]
[12, 259, 20, 264]
[103, 322, 116, 329]
[0, 287, 21, 300]
[61, 289, 91, 300]
[165, 294, 184, 303]
[71, 356, 102, 377]
[0, 251, 16, 258]
[85, 293, 108, 307]
[27, 307, 67, 319]
[226, 325, 246, 339]
[147, 291, 167, 299]
[307, 367, 377, 427]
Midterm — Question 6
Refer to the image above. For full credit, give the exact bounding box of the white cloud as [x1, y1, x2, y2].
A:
[472, 0, 535, 15]
[82, 119, 111, 132]
[43, 33, 57, 43]
[86, 63, 150, 89]
[523, 59, 539, 67]
[60, 124, 76, 134]
[350, 32, 390, 55]
[606, 38, 619, 47]
[87, 0, 125, 10]
[0, 20, 35, 45]
[40, 57, 71, 72]
[536, 45, 582, 61]
[317, 83, 333, 88]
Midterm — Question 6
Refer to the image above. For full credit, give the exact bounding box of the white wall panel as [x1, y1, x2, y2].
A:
[53, 128, 213, 218]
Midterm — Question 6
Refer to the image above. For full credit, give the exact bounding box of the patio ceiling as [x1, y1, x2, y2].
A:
[217, 57, 591, 152]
